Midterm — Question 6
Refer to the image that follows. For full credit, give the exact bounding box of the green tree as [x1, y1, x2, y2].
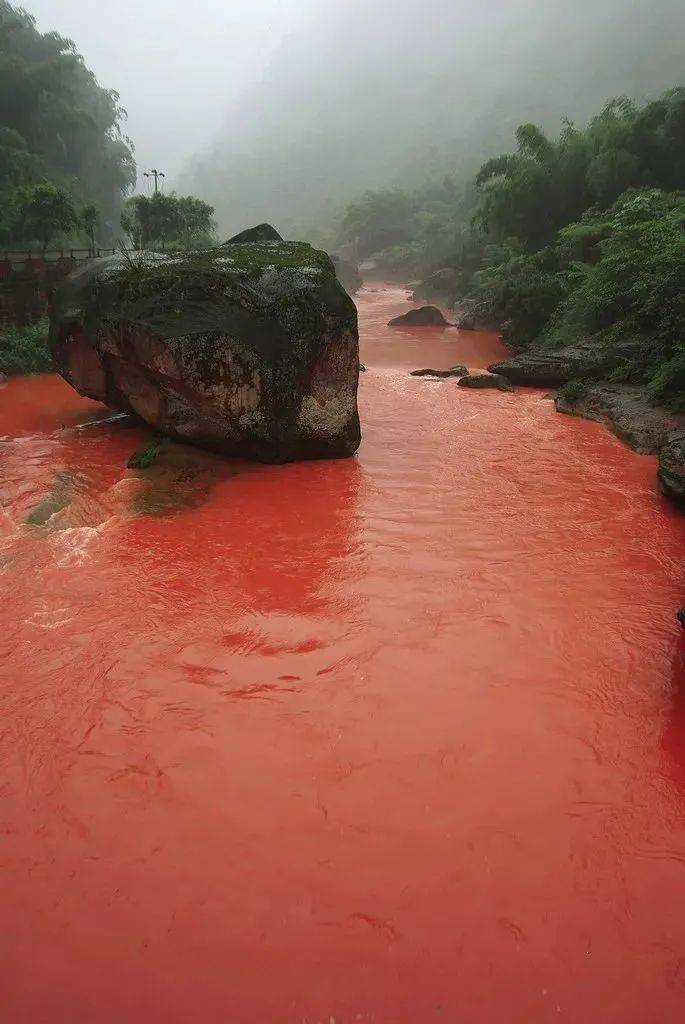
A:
[81, 202, 99, 254]
[176, 195, 216, 248]
[19, 181, 76, 249]
[121, 193, 216, 250]
[0, 1, 135, 242]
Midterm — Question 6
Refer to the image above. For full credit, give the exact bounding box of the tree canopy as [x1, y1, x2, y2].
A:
[0, 0, 136, 245]
[475, 88, 685, 251]
[121, 193, 217, 251]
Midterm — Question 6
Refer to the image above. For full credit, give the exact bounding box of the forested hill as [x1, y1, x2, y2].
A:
[182, 0, 685, 239]
[0, 1, 135, 244]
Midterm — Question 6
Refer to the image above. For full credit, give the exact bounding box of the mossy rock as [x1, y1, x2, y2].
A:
[389, 306, 451, 328]
[49, 242, 361, 463]
[225, 223, 282, 243]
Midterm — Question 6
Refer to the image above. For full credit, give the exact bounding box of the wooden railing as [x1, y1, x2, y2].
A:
[0, 248, 119, 274]
[0, 250, 123, 325]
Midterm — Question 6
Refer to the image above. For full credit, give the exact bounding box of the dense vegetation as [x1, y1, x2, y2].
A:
[0, 1, 136, 247]
[0, 317, 50, 375]
[342, 87, 685, 407]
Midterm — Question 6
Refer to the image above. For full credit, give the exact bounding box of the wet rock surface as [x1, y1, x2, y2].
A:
[389, 306, 451, 328]
[489, 343, 608, 387]
[458, 373, 516, 392]
[555, 385, 678, 455]
[49, 242, 361, 463]
[658, 428, 685, 507]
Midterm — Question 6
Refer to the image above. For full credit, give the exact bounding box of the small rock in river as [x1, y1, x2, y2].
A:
[458, 373, 516, 393]
[388, 306, 452, 327]
[410, 366, 469, 378]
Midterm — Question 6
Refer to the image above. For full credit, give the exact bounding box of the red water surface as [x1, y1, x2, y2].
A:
[2, 284, 685, 1023]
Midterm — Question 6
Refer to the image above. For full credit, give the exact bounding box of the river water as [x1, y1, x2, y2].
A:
[1, 285, 685, 1022]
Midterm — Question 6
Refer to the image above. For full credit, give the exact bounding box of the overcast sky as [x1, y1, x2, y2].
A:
[23, 0, 315, 183]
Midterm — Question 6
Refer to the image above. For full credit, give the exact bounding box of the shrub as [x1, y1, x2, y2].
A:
[466, 246, 568, 349]
[127, 437, 164, 469]
[647, 347, 685, 405]
[545, 189, 685, 354]
[0, 318, 52, 375]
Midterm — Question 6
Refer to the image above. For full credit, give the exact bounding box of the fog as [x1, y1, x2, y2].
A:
[22, 0, 318, 177]
[24, 0, 685, 234]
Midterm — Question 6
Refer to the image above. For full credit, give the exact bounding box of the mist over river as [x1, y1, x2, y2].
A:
[2, 285, 685, 1022]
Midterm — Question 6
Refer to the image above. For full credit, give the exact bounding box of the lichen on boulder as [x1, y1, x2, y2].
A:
[49, 242, 361, 463]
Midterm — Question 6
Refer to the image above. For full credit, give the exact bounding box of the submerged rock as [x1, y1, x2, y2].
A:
[49, 244, 361, 463]
[458, 373, 516, 392]
[25, 470, 75, 526]
[658, 428, 685, 507]
[410, 365, 469, 378]
[489, 344, 607, 387]
[225, 223, 282, 243]
[389, 306, 451, 328]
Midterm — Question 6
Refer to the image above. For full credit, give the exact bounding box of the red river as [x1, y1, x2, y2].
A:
[2, 284, 685, 1022]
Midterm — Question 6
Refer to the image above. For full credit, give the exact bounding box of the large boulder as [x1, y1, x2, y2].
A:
[225, 223, 282, 243]
[489, 343, 608, 387]
[658, 428, 685, 506]
[49, 243, 361, 463]
[389, 306, 451, 328]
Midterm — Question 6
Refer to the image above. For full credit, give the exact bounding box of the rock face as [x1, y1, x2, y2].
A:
[556, 384, 677, 455]
[658, 428, 685, 506]
[458, 373, 516, 392]
[489, 343, 608, 387]
[389, 306, 451, 328]
[410, 365, 469, 378]
[225, 223, 283, 243]
[49, 243, 361, 463]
